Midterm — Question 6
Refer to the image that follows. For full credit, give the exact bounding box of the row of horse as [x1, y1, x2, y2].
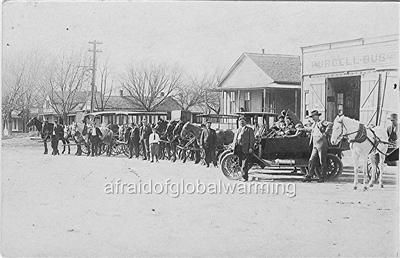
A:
[26, 117, 235, 163]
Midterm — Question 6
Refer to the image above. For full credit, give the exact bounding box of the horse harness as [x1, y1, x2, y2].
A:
[342, 122, 392, 156]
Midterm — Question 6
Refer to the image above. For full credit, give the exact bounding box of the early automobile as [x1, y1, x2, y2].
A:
[220, 135, 345, 181]
[219, 110, 347, 181]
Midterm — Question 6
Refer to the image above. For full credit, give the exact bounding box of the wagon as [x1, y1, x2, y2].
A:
[220, 135, 345, 181]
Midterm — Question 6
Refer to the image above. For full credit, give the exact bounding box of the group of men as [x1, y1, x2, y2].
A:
[43, 118, 65, 155]
[124, 117, 161, 163]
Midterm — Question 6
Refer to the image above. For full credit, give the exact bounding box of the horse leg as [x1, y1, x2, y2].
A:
[62, 139, 66, 154]
[76, 141, 82, 156]
[44, 139, 48, 154]
[171, 143, 176, 162]
[378, 153, 385, 188]
[352, 153, 359, 190]
[367, 155, 377, 189]
[67, 138, 70, 154]
[166, 144, 171, 160]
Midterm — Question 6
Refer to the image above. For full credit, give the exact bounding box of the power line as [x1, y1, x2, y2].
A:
[88, 40, 102, 113]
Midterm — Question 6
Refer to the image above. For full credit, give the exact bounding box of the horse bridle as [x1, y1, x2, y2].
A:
[335, 117, 360, 141]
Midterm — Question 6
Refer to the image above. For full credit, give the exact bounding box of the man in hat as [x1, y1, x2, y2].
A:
[89, 118, 102, 156]
[128, 122, 140, 159]
[386, 113, 398, 164]
[232, 116, 255, 181]
[387, 113, 398, 145]
[200, 120, 218, 168]
[273, 115, 286, 131]
[51, 118, 64, 155]
[140, 117, 152, 161]
[303, 110, 332, 182]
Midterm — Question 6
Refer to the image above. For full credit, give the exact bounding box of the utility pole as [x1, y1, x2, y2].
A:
[88, 40, 102, 113]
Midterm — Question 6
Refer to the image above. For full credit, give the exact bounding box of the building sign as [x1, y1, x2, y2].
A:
[303, 41, 399, 75]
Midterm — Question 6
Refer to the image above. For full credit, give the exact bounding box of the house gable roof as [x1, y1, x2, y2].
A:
[245, 53, 300, 84]
[218, 53, 301, 88]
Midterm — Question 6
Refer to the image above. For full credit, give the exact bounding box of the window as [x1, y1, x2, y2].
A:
[244, 91, 251, 111]
[337, 93, 344, 115]
[229, 92, 236, 114]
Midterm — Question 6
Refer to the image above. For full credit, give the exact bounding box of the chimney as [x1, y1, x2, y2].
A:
[119, 89, 123, 97]
[262, 48, 265, 54]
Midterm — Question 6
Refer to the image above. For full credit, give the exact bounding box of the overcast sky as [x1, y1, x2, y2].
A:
[3, 1, 399, 79]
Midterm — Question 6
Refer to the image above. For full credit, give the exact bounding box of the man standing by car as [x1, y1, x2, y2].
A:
[232, 116, 255, 181]
[386, 113, 398, 165]
[303, 110, 332, 183]
[140, 118, 152, 161]
[200, 120, 217, 168]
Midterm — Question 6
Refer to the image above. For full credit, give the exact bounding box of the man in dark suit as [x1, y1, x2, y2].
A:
[200, 120, 217, 168]
[233, 116, 255, 181]
[303, 110, 332, 182]
[128, 122, 140, 159]
[51, 118, 64, 155]
[140, 118, 152, 161]
[386, 113, 398, 164]
[89, 119, 103, 157]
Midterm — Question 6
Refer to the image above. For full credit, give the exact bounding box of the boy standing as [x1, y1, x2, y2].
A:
[149, 127, 160, 163]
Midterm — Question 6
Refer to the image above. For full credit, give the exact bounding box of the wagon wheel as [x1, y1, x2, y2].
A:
[220, 152, 243, 180]
[121, 144, 130, 157]
[111, 143, 123, 156]
[367, 156, 380, 183]
[326, 153, 343, 180]
[218, 149, 233, 165]
[81, 142, 89, 155]
[98, 143, 107, 155]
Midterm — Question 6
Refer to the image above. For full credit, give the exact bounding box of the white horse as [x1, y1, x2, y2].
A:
[331, 115, 388, 190]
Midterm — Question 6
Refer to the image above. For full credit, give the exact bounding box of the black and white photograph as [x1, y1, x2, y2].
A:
[1, 1, 399, 257]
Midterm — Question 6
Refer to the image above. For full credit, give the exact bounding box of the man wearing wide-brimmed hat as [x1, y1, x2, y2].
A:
[386, 113, 398, 165]
[232, 115, 255, 181]
[303, 110, 332, 182]
[200, 120, 217, 168]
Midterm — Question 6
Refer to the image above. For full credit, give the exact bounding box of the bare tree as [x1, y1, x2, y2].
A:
[202, 71, 223, 114]
[2, 65, 26, 135]
[173, 70, 223, 113]
[174, 77, 206, 111]
[45, 54, 90, 123]
[94, 62, 113, 111]
[2, 51, 48, 135]
[122, 64, 182, 111]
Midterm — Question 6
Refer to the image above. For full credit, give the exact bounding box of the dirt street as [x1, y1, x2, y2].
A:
[1, 137, 398, 257]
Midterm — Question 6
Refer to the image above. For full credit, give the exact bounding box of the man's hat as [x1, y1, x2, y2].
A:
[295, 123, 303, 129]
[388, 113, 398, 121]
[278, 115, 284, 120]
[309, 110, 322, 117]
[206, 119, 212, 124]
